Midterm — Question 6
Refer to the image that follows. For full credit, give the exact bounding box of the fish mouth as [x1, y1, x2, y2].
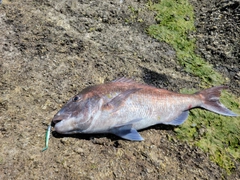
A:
[52, 119, 62, 126]
[52, 118, 63, 127]
[52, 114, 70, 126]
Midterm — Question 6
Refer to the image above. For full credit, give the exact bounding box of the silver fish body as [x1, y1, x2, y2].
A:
[52, 78, 237, 141]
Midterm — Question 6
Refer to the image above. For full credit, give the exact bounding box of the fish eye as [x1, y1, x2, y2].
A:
[73, 96, 80, 102]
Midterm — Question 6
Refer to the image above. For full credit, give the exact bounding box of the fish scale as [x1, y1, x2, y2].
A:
[52, 78, 237, 141]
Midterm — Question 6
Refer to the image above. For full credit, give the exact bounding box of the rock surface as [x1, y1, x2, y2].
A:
[0, 0, 239, 179]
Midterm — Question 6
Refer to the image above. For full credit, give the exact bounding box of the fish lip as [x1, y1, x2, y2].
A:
[52, 119, 62, 126]
[52, 113, 70, 126]
[51, 118, 63, 127]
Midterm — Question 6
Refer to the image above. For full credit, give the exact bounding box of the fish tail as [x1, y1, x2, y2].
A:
[196, 86, 237, 116]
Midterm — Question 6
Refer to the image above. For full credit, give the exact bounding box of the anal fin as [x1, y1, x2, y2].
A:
[166, 111, 189, 125]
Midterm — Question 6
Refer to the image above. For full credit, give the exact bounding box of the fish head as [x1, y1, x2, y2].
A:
[52, 92, 101, 134]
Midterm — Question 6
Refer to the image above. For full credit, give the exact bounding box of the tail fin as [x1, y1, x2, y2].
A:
[196, 86, 238, 116]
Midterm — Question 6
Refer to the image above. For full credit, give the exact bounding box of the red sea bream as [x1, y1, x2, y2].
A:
[52, 78, 237, 141]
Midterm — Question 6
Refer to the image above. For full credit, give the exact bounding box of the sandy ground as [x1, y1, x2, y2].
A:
[0, 0, 239, 179]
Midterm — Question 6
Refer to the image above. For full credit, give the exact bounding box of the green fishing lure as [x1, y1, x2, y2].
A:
[42, 125, 51, 152]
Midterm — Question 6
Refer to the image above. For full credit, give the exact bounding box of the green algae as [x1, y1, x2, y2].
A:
[175, 89, 240, 173]
[147, 0, 240, 173]
[147, 0, 224, 85]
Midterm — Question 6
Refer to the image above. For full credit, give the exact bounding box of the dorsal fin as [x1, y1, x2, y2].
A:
[112, 77, 137, 83]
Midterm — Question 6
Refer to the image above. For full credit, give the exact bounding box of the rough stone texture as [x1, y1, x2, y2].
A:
[191, 0, 240, 95]
[0, 0, 239, 179]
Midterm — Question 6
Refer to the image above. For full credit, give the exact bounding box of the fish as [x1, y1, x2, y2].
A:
[52, 77, 237, 141]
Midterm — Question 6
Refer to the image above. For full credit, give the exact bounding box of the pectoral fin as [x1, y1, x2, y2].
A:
[166, 111, 189, 125]
[110, 124, 144, 141]
[103, 88, 141, 112]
